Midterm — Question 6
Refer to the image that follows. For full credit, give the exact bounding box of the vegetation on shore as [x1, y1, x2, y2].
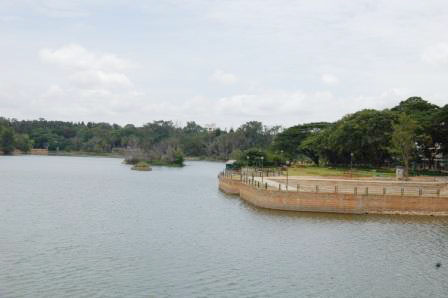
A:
[0, 97, 447, 175]
[234, 97, 447, 177]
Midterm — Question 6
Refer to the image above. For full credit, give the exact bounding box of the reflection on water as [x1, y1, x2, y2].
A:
[1, 156, 447, 297]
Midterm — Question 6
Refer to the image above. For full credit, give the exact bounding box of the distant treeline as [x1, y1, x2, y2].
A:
[0, 97, 447, 170]
[0, 117, 279, 166]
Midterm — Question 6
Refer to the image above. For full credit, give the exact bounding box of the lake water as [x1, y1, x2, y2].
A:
[1, 156, 447, 297]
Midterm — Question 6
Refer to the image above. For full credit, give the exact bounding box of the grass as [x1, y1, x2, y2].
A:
[287, 166, 395, 177]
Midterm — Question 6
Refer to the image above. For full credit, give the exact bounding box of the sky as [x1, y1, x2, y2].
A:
[1, 0, 448, 128]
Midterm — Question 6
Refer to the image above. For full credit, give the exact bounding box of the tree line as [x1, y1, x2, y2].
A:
[271, 97, 447, 174]
[0, 117, 278, 166]
[0, 97, 447, 171]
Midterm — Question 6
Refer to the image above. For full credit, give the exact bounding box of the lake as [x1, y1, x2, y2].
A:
[1, 156, 447, 297]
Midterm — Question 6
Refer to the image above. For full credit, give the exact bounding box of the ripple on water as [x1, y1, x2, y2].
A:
[0, 156, 448, 297]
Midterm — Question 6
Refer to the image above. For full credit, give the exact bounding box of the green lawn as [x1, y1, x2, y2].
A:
[287, 166, 395, 177]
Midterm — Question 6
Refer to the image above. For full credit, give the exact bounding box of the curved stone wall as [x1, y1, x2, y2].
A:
[219, 176, 448, 216]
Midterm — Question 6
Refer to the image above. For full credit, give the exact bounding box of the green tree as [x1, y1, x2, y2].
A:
[390, 114, 418, 177]
[392, 97, 440, 166]
[14, 134, 33, 153]
[300, 131, 326, 165]
[305, 110, 396, 166]
[272, 122, 330, 161]
[431, 104, 448, 155]
[0, 127, 16, 154]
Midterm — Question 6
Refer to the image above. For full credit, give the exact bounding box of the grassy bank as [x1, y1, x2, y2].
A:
[287, 166, 395, 177]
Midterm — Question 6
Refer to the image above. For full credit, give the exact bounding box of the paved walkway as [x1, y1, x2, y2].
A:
[249, 176, 448, 197]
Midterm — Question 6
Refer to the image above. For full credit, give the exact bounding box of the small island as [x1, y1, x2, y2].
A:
[131, 161, 152, 171]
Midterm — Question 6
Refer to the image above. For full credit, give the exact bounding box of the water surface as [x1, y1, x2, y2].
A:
[1, 156, 447, 297]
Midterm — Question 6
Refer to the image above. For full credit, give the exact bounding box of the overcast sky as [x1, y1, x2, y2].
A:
[1, 0, 448, 128]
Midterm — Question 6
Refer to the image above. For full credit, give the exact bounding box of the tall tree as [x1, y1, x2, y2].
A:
[0, 127, 16, 154]
[431, 104, 448, 155]
[392, 97, 440, 166]
[272, 122, 330, 161]
[390, 114, 418, 177]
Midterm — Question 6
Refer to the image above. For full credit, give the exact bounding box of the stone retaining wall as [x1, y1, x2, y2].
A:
[219, 176, 448, 216]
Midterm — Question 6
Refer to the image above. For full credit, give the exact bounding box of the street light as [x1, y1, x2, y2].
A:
[350, 152, 354, 178]
[246, 155, 250, 181]
[261, 156, 264, 183]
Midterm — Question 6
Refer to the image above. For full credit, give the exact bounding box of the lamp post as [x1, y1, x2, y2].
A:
[246, 155, 250, 181]
[261, 156, 264, 183]
[350, 152, 354, 178]
[280, 150, 284, 176]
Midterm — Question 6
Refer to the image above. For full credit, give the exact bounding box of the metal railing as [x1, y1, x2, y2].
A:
[219, 171, 446, 198]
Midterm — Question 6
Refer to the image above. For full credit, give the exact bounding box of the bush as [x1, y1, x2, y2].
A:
[14, 134, 33, 153]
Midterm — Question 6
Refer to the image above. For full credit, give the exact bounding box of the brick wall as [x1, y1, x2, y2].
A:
[219, 176, 448, 216]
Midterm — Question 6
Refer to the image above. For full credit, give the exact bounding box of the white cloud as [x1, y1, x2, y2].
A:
[422, 43, 448, 65]
[172, 88, 410, 127]
[39, 44, 132, 72]
[40, 44, 134, 91]
[321, 74, 339, 85]
[26, 44, 141, 122]
[210, 69, 238, 85]
[69, 70, 132, 89]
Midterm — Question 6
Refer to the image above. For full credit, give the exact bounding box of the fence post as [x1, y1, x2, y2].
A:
[354, 187, 357, 195]
[316, 185, 319, 193]
[335, 185, 338, 193]
[278, 184, 281, 191]
[365, 187, 368, 196]
[297, 184, 300, 192]
[437, 188, 440, 197]
[383, 187, 386, 195]
[265, 182, 268, 190]
[419, 188, 422, 196]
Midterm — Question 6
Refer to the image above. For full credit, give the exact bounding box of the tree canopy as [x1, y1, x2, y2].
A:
[1, 97, 447, 170]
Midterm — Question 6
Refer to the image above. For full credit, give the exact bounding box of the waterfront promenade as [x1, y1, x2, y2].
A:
[219, 171, 448, 216]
